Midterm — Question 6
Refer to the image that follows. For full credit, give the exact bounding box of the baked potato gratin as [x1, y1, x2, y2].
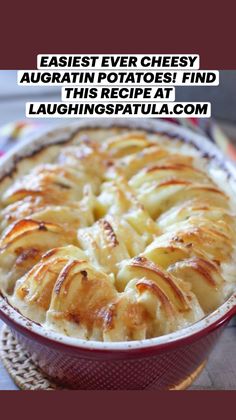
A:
[0, 127, 236, 342]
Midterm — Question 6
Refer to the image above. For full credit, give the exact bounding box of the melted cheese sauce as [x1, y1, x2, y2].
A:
[0, 127, 235, 342]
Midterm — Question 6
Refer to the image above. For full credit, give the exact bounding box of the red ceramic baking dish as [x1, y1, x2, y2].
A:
[0, 119, 236, 390]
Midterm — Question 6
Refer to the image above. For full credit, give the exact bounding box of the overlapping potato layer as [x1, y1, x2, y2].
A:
[0, 128, 235, 341]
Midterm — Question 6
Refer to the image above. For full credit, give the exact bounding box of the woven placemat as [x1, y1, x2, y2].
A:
[0, 325, 206, 391]
[0, 326, 60, 390]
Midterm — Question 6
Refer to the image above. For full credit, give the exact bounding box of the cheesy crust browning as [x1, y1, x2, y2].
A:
[0, 128, 235, 342]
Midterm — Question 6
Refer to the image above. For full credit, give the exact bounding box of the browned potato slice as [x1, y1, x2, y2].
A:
[168, 257, 226, 313]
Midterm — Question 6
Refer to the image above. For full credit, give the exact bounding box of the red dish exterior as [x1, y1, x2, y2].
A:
[0, 120, 236, 390]
[0, 302, 235, 390]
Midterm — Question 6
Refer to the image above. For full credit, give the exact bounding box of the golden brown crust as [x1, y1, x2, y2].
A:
[0, 127, 235, 341]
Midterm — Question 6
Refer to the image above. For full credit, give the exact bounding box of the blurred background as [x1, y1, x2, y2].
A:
[0, 70, 236, 155]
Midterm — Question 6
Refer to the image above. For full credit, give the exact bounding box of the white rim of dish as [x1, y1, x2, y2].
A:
[0, 117, 236, 351]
